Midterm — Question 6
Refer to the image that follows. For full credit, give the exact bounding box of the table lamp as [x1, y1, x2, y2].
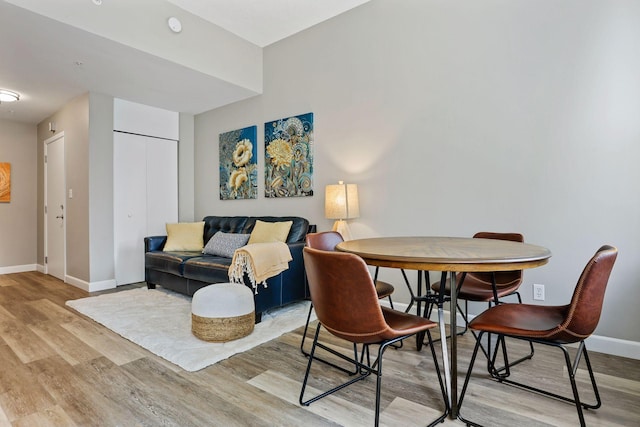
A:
[325, 181, 359, 241]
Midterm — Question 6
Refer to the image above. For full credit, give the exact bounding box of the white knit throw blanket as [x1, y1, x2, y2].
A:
[228, 242, 293, 293]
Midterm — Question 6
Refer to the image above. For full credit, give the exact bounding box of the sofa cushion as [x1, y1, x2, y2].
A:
[145, 251, 202, 275]
[247, 220, 293, 244]
[244, 216, 309, 243]
[164, 222, 205, 251]
[183, 256, 234, 283]
[203, 232, 250, 258]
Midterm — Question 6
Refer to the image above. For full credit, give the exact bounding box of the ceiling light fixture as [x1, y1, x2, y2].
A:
[0, 89, 20, 103]
[168, 17, 182, 33]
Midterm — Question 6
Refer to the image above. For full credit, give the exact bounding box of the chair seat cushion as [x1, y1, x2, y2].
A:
[374, 280, 394, 299]
[469, 303, 568, 341]
[431, 275, 521, 301]
[381, 307, 437, 337]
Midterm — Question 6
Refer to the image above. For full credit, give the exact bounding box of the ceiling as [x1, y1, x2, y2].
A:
[0, 0, 370, 125]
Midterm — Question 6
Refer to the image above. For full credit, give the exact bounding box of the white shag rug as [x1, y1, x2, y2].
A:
[66, 287, 313, 372]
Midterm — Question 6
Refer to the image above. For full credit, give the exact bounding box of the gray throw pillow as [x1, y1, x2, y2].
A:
[203, 232, 251, 258]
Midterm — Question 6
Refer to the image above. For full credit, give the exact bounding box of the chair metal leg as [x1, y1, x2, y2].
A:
[424, 330, 450, 425]
[497, 342, 601, 405]
[459, 333, 601, 427]
[456, 293, 534, 378]
[300, 305, 359, 375]
[374, 343, 385, 427]
[458, 331, 484, 426]
[300, 328, 448, 427]
[299, 302, 314, 354]
[488, 293, 535, 376]
[375, 333, 448, 427]
[299, 325, 371, 407]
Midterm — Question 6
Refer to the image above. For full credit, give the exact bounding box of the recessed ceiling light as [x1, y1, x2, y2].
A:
[168, 17, 182, 33]
[0, 89, 20, 103]
[92, 0, 102, 5]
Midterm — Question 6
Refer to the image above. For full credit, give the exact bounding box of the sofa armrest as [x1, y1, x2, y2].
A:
[283, 241, 308, 298]
[145, 235, 167, 252]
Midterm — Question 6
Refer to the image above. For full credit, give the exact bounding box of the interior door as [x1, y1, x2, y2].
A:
[45, 134, 66, 281]
[146, 138, 178, 235]
[113, 132, 147, 286]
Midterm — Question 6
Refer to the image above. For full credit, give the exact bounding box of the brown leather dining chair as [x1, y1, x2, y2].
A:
[430, 232, 533, 370]
[431, 232, 525, 325]
[458, 245, 618, 427]
[301, 231, 396, 359]
[300, 247, 448, 427]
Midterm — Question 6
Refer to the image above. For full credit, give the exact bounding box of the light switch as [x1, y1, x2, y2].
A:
[68, 189, 73, 199]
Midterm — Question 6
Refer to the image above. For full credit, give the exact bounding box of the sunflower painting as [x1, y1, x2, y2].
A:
[219, 126, 258, 200]
[264, 112, 314, 198]
[0, 163, 10, 203]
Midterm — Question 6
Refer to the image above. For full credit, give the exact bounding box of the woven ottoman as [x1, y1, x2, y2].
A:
[191, 283, 255, 342]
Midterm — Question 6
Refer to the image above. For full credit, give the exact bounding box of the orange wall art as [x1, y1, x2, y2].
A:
[0, 162, 10, 203]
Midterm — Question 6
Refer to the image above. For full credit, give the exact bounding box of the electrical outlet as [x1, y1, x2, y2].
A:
[533, 283, 545, 301]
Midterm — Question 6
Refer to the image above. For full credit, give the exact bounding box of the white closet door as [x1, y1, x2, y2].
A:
[114, 133, 148, 286]
[146, 138, 178, 236]
[113, 99, 179, 286]
[114, 133, 179, 285]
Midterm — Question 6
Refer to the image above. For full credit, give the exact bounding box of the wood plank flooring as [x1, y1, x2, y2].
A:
[0, 271, 638, 426]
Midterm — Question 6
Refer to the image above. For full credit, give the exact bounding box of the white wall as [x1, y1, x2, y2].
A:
[89, 93, 115, 286]
[38, 94, 90, 282]
[179, 113, 195, 222]
[0, 119, 37, 272]
[36, 93, 194, 290]
[194, 0, 640, 347]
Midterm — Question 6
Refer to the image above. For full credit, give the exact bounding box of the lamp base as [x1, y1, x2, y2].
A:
[332, 220, 353, 241]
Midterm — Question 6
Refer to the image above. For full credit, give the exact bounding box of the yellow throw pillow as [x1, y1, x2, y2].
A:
[247, 220, 293, 244]
[163, 222, 205, 251]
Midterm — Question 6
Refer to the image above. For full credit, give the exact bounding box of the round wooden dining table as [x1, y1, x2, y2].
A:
[336, 236, 552, 419]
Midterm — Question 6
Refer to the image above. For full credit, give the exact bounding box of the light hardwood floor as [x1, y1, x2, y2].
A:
[0, 271, 638, 426]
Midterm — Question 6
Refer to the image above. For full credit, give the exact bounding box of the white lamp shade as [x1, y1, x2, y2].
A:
[325, 182, 359, 220]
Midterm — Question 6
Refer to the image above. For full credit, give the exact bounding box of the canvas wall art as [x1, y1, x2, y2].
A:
[219, 126, 258, 200]
[0, 163, 10, 203]
[264, 112, 314, 198]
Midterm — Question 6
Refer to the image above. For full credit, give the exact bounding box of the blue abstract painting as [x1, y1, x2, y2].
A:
[219, 126, 258, 200]
[264, 112, 314, 198]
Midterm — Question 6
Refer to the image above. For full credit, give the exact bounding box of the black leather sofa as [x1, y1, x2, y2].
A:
[144, 216, 312, 322]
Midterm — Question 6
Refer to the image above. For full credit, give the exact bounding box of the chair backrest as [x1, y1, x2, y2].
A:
[305, 231, 343, 251]
[469, 232, 524, 287]
[303, 247, 392, 343]
[555, 245, 617, 341]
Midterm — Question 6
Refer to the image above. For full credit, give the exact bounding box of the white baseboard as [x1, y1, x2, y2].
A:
[65, 275, 116, 293]
[65, 275, 90, 291]
[88, 279, 117, 292]
[383, 301, 639, 360]
[0, 264, 36, 275]
[586, 335, 640, 360]
[1, 267, 116, 293]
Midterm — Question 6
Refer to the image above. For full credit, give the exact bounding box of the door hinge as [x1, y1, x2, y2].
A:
[45, 256, 48, 264]
[45, 155, 47, 163]
[45, 205, 47, 214]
